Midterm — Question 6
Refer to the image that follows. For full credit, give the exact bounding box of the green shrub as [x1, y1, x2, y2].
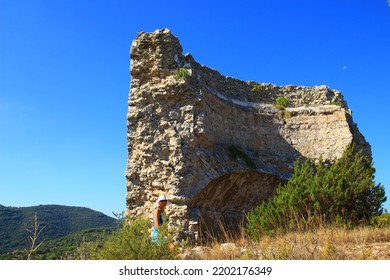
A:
[86, 216, 178, 260]
[174, 68, 190, 81]
[245, 144, 386, 241]
[370, 213, 390, 228]
[329, 101, 340, 106]
[251, 83, 262, 93]
[275, 96, 289, 109]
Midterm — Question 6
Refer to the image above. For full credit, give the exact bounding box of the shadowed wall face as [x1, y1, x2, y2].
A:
[189, 171, 283, 241]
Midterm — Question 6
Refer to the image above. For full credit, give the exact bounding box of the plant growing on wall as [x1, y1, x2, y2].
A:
[174, 68, 190, 81]
[329, 101, 340, 106]
[251, 83, 262, 93]
[275, 96, 289, 109]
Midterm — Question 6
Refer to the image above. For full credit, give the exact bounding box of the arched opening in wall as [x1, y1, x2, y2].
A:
[188, 171, 283, 242]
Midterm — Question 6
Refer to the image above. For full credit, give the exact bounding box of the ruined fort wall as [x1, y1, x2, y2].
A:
[126, 29, 371, 240]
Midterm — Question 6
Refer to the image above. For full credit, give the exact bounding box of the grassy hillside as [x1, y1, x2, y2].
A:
[0, 227, 116, 260]
[0, 204, 118, 254]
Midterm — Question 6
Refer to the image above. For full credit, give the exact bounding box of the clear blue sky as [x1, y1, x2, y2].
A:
[1, 0, 389, 217]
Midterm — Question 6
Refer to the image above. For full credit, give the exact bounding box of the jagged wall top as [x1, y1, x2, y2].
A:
[130, 28, 348, 109]
[130, 29, 185, 80]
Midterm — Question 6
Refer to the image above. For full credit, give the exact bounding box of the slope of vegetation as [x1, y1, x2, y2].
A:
[2, 144, 388, 260]
[65, 144, 389, 260]
[0, 227, 116, 260]
[0, 204, 118, 255]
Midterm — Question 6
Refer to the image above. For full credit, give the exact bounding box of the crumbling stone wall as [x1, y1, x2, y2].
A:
[126, 29, 371, 241]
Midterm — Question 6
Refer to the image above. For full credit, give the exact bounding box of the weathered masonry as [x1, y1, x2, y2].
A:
[125, 29, 370, 241]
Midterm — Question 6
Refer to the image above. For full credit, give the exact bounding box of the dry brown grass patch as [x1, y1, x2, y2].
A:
[183, 225, 390, 260]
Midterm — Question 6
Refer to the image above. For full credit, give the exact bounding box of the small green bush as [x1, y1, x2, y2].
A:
[370, 213, 390, 228]
[86, 216, 178, 260]
[275, 96, 289, 109]
[329, 101, 340, 106]
[245, 144, 386, 241]
[251, 83, 262, 93]
[174, 68, 190, 81]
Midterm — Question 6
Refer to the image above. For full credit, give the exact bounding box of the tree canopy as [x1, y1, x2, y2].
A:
[245, 144, 386, 241]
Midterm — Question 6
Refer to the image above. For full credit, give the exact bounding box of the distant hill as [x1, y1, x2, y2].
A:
[0, 227, 116, 260]
[0, 204, 118, 254]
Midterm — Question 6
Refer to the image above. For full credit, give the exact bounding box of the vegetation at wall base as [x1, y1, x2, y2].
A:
[245, 144, 386, 241]
[1, 143, 387, 260]
[78, 216, 178, 260]
[3, 212, 388, 260]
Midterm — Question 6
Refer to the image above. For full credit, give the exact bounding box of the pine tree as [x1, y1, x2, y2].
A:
[245, 144, 386, 241]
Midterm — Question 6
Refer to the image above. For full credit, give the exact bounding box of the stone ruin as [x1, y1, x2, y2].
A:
[125, 28, 371, 241]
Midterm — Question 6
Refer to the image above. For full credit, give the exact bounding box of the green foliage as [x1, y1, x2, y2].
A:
[39, 227, 114, 260]
[245, 144, 386, 241]
[275, 96, 289, 109]
[0, 227, 115, 260]
[251, 83, 262, 93]
[370, 213, 390, 228]
[87, 216, 178, 260]
[228, 145, 256, 169]
[174, 68, 190, 80]
[0, 205, 117, 254]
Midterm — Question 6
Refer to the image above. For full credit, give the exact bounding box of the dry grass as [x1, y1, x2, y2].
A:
[182, 225, 390, 260]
